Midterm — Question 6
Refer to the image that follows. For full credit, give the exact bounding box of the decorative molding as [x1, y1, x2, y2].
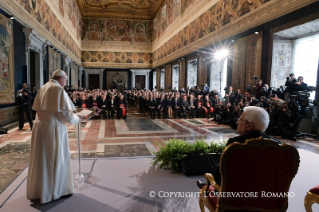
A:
[82, 41, 152, 52]
[130, 69, 151, 90]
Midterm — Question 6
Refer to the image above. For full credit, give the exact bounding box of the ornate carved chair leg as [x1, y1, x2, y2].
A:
[199, 197, 205, 212]
[305, 193, 314, 212]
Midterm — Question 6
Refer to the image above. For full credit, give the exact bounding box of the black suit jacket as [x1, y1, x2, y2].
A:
[226, 131, 281, 146]
[17, 93, 32, 108]
[148, 99, 156, 108]
[99, 98, 108, 109]
[172, 98, 181, 109]
[108, 99, 117, 109]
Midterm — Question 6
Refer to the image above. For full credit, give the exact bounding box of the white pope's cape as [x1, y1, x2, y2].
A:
[27, 79, 79, 204]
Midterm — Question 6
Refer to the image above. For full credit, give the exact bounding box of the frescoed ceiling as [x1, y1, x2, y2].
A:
[76, 0, 166, 19]
[275, 18, 319, 39]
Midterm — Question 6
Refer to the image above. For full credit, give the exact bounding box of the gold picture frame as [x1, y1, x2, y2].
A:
[0, 13, 14, 104]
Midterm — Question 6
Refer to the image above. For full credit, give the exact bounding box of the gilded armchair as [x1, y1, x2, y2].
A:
[199, 137, 300, 212]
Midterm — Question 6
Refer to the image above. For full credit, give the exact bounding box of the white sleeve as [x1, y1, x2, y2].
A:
[56, 110, 80, 125]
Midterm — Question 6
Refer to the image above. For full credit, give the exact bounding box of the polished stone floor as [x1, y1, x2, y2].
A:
[0, 105, 318, 194]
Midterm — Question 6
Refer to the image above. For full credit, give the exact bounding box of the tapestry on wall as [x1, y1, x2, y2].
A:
[270, 36, 293, 88]
[245, 32, 263, 89]
[0, 14, 14, 104]
[210, 60, 224, 92]
[48, 47, 61, 80]
[232, 37, 246, 93]
[106, 71, 128, 90]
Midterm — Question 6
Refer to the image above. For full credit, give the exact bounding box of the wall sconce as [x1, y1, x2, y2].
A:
[10, 16, 15, 20]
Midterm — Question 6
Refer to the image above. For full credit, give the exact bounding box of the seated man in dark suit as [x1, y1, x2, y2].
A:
[108, 94, 117, 118]
[197, 106, 280, 188]
[99, 93, 108, 120]
[180, 95, 189, 119]
[148, 94, 156, 119]
[172, 93, 181, 118]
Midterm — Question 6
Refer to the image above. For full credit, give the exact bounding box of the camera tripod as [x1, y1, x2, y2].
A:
[284, 104, 319, 141]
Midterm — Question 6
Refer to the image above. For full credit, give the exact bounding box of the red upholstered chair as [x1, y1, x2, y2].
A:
[305, 185, 319, 212]
[199, 137, 300, 212]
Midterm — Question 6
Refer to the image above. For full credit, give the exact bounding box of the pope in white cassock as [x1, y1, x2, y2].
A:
[27, 70, 80, 204]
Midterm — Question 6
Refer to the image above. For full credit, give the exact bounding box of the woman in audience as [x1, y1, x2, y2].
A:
[164, 94, 173, 119]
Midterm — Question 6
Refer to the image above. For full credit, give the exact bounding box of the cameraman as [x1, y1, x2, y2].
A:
[293, 76, 308, 92]
[284, 73, 297, 101]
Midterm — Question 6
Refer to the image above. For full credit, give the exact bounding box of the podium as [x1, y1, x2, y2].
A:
[73, 109, 100, 191]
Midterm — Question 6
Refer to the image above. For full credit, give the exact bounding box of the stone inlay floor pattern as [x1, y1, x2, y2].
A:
[0, 105, 319, 194]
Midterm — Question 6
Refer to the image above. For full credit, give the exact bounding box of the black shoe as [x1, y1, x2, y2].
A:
[196, 180, 206, 189]
[18, 128, 22, 131]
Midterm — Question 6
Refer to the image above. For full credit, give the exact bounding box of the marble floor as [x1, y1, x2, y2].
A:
[0, 105, 319, 194]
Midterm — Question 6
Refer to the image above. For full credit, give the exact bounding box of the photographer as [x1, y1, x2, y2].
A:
[293, 76, 308, 92]
[16, 89, 33, 131]
[285, 73, 297, 101]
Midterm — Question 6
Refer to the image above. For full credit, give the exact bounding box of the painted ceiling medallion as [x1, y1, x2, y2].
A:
[77, 0, 165, 19]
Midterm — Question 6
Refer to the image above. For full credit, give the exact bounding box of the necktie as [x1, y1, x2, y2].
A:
[175, 99, 177, 107]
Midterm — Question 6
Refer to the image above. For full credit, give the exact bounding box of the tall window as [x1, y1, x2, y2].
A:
[291, 33, 319, 100]
[160, 69, 165, 90]
[153, 72, 157, 90]
[187, 59, 197, 88]
[172, 65, 179, 90]
[210, 59, 227, 95]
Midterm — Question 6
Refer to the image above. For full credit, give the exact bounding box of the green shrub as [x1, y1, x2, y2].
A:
[152, 138, 226, 173]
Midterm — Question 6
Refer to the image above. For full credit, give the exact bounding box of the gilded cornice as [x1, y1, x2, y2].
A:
[82, 62, 152, 69]
[152, 0, 318, 68]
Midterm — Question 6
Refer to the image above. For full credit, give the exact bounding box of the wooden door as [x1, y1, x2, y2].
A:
[135, 75, 145, 90]
[89, 74, 99, 89]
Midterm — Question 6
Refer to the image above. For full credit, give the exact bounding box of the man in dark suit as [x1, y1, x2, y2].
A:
[156, 94, 165, 118]
[99, 93, 108, 120]
[17, 89, 33, 131]
[148, 95, 157, 119]
[194, 95, 204, 118]
[197, 106, 280, 188]
[188, 95, 196, 119]
[108, 95, 117, 119]
[172, 93, 181, 118]
[180, 95, 189, 119]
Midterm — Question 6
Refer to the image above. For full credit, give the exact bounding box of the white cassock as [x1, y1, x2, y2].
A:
[27, 79, 79, 204]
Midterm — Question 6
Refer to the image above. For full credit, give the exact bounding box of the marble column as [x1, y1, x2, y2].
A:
[23, 28, 48, 88]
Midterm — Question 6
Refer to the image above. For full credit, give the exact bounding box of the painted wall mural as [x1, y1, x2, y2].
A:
[51, 0, 82, 41]
[15, 0, 81, 60]
[81, 18, 151, 44]
[153, 0, 273, 64]
[48, 47, 61, 80]
[0, 14, 14, 104]
[81, 51, 153, 65]
[270, 35, 293, 88]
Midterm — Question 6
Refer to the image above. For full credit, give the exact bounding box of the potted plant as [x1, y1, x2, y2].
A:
[152, 138, 226, 175]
